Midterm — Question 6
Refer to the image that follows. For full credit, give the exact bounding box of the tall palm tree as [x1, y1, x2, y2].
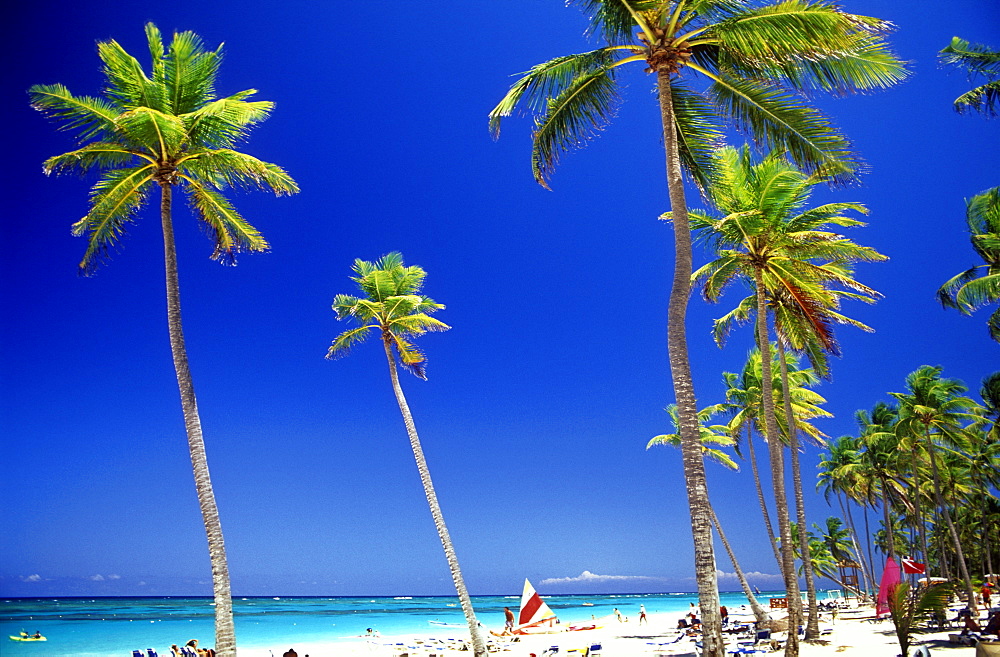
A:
[326, 253, 486, 656]
[692, 145, 885, 638]
[890, 365, 980, 608]
[29, 24, 298, 656]
[647, 404, 772, 623]
[937, 187, 1000, 342]
[490, 6, 904, 653]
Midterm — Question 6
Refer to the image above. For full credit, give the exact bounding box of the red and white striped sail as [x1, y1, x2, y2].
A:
[517, 579, 558, 630]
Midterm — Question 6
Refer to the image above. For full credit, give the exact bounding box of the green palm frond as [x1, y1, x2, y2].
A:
[28, 84, 120, 142]
[392, 335, 430, 380]
[42, 143, 144, 175]
[709, 74, 857, 183]
[164, 28, 222, 114]
[391, 313, 451, 336]
[326, 325, 375, 360]
[953, 79, 1000, 117]
[182, 94, 273, 148]
[714, 1, 881, 64]
[98, 37, 165, 111]
[568, 0, 654, 45]
[941, 36, 1000, 76]
[530, 64, 622, 189]
[181, 179, 269, 264]
[182, 150, 298, 195]
[115, 107, 187, 157]
[670, 81, 724, 192]
[941, 37, 1000, 117]
[712, 293, 756, 347]
[489, 49, 622, 137]
[73, 165, 156, 274]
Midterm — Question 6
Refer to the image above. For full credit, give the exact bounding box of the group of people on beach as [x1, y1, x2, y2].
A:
[168, 639, 215, 656]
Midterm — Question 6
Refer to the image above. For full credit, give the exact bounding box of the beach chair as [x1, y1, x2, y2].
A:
[147, 650, 159, 657]
[133, 651, 145, 657]
[588, 643, 602, 656]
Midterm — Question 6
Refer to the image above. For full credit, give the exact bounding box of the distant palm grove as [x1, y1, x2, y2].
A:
[29, 3, 998, 657]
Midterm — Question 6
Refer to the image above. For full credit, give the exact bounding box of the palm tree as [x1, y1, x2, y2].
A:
[692, 145, 885, 638]
[490, 6, 904, 653]
[937, 187, 1000, 342]
[29, 24, 298, 656]
[890, 366, 980, 608]
[647, 404, 772, 623]
[940, 37, 1000, 117]
[326, 253, 486, 656]
[937, 38, 999, 342]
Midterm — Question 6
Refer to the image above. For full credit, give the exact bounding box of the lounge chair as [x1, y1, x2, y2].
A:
[588, 643, 602, 656]
[147, 650, 159, 657]
[133, 651, 145, 657]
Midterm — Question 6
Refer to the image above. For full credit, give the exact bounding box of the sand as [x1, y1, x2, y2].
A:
[238, 603, 999, 657]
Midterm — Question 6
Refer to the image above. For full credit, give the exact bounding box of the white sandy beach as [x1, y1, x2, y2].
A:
[236, 602, 999, 657]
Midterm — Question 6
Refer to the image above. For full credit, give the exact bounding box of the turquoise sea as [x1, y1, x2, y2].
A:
[1, 591, 785, 657]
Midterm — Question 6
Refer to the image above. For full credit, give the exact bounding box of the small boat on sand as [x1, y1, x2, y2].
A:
[493, 580, 600, 636]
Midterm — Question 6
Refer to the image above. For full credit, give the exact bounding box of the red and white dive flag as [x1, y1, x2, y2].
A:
[518, 579, 558, 629]
[901, 558, 926, 575]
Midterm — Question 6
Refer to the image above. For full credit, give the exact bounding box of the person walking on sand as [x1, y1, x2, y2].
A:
[614, 608, 622, 623]
[504, 607, 515, 633]
[639, 604, 647, 625]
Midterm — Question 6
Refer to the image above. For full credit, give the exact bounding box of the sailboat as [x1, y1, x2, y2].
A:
[499, 579, 600, 635]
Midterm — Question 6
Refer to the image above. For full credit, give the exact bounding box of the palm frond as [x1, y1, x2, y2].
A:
[489, 49, 621, 137]
[42, 143, 145, 175]
[326, 325, 375, 360]
[529, 64, 622, 189]
[164, 29, 221, 114]
[392, 335, 429, 380]
[670, 81, 724, 192]
[568, 0, 654, 45]
[709, 73, 858, 183]
[181, 178, 269, 264]
[953, 80, 1000, 117]
[182, 149, 298, 195]
[73, 165, 156, 274]
[98, 37, 166, 111]
[28, 84, 120, 142]
[115, 107, 187, 157]
[182, 93, 273, 148]
[940, 36, 1000, 79]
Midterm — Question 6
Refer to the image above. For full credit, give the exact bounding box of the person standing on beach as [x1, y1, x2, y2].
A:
[639, 604, 647, 625]
[504, 607, 515, 633]
[614, 608, 623, 622]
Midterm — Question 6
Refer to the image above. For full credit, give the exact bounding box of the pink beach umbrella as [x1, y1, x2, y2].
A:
[877, 556, 902, 617]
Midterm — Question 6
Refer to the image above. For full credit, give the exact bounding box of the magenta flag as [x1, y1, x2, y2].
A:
[877, 556, 902, 617]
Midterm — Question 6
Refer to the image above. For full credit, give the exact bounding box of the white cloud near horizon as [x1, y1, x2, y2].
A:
[540, 570, 666, 586]
[715, 569, 784, 583]
[21, 574, 42, 582]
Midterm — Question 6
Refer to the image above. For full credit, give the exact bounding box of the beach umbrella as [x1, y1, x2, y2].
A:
[877, 557, 902, 617]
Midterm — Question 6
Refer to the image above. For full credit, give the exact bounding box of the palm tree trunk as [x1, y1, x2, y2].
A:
[656, 70, 724, 657]
[710, 506, 771, 623]
[380, 338, 487, 657]
[159, 182, 236, 657]
[775, 342, 819, 640]
[925, 432, 976, 606]
[747, 424, 783, 567]
[752, 273, 799, 657]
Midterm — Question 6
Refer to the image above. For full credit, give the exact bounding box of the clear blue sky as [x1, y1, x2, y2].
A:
[2, 1, 997, 598]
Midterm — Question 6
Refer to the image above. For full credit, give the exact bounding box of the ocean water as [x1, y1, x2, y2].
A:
[1, 591, 783, 657]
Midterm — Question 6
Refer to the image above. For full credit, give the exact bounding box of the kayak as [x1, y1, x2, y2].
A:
[9, 635, 47, 642]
